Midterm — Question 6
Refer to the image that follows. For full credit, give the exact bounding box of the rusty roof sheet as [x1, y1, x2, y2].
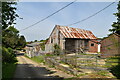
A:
[57, 25, 97, 39]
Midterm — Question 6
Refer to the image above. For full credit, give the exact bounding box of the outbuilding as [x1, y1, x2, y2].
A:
[25, 42, 42, 58]
[45, 25, 99, 54]
[101, 33, 120, 58]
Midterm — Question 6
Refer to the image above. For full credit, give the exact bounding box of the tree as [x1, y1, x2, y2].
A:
[2, 2, 19, 29]
[2, 2, 19, 49]
[2, 26, 19, 49]
[18, 36, 26, 48]
[1, 2, 26, 65]
[109, 1, 120, 35]
[34, 40, 37, 42]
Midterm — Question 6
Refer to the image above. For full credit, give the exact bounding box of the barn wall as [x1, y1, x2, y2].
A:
[101, 34, 120, 58]
[65, 39, 90, 53]
[45, 27, 65, 53]
[65, 39, 76, 53]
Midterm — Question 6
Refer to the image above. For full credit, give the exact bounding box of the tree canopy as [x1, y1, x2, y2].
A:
[2, 2, 26, 64]
[109, 1, 120, 35]
[2, 2, 19, 29]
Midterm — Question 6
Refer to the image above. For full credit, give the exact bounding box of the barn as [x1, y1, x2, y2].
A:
[45, 25, 99, 54]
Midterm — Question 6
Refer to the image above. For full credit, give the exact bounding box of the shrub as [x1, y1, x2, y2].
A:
[53, 44, 61, 55]
[2, 47, 17, 64]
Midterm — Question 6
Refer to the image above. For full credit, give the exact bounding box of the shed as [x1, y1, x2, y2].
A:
[45, 25, 99, 54]
[25, 42, 42, 58]
[101, 33, 120, 58]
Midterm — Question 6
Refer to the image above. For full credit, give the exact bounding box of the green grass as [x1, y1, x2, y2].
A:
[105, 56, 120, 79]
[2, 63, 17, 78]
[25, 55, 45, 63]
[105, 56, 120, 68]
[45, 53, 56, 57]
[31, 56, 44, 63]
[97, 70, 109, 76]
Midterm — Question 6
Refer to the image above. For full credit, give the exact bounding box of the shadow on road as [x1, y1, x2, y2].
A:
[13, 63, 64, 80]
[16, 53, 25, 56]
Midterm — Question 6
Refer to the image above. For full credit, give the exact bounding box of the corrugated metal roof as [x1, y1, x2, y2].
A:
[57, 25, 97, 39]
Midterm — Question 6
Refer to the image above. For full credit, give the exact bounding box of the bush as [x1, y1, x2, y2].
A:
[2, 47, 17, 64]
[53, 44, 61, 56]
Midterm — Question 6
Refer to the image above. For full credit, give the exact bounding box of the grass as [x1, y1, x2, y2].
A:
[105, 56, 120, 67]
[2, 63, 17, 78]
[76, 73, 87, 77]
[31, 56, 44, 63]
[45, 53, 56, 57]
[25, 55, 45, 63]
[105, 56, 120, 79]
[97, 70, 109, 76]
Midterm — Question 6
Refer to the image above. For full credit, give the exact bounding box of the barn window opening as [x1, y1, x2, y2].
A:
[91, 43, 94, 46]
[51, 38, 53, 43]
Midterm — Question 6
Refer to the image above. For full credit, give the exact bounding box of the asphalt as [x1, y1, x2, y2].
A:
[13, 54, 73, 80]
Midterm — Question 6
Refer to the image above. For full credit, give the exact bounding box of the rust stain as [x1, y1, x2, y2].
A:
[57, 25, 97, 39]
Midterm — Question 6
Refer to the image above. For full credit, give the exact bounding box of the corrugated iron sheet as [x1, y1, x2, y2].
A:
[57, 25, 97, 39]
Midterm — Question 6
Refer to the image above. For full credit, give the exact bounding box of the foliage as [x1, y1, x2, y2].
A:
[34, 40, 37, 42]
[109, 1, 120, 35]
[2, 47, 17, 64]
[53, 44, 61, 55]
[2, 2, 19, 29]
[45, 53, 55, 57]
[110, 64, 120, 79]
[2, 2, 26, 64]
[40, 43, 45, 51]
[2, 26, 19, 49]
[106, 56, 120, 78]
[2, 26, 26, 49]
[39, 39, 48, 51]
[40, 39, 47, 42]
[17, 36, 26, 49]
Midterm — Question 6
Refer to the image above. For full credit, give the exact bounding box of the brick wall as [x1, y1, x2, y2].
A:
[101, 34, 120, 58]
[88, 40, 98, 53]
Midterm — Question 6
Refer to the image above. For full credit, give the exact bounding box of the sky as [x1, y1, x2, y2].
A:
[15, 1, 118, 41]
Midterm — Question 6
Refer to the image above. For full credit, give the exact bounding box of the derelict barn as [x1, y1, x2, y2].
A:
[45, 25, 98, 54]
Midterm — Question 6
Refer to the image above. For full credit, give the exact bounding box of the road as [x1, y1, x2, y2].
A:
[14, 54, 73, 79]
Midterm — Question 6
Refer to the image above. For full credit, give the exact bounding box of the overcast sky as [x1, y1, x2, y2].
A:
[15, 1, 118, 41]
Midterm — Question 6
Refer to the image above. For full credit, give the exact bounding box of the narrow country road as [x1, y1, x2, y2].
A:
[14, 53, 73, 79]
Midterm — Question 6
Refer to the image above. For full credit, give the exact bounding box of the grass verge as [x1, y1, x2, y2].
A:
[105, 56, 120, 79]
[2, 63, 17, 78]
[24, 55, 44, 63]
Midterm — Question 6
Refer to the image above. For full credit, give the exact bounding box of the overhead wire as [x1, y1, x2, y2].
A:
[20, 0, 77, 31]
[65, 1, 117, 26]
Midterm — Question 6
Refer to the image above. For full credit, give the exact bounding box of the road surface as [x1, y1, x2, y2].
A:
[14, 54, 73, 79]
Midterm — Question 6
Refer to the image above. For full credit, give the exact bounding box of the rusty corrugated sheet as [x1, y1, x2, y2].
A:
[57, 25, 97, 39]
